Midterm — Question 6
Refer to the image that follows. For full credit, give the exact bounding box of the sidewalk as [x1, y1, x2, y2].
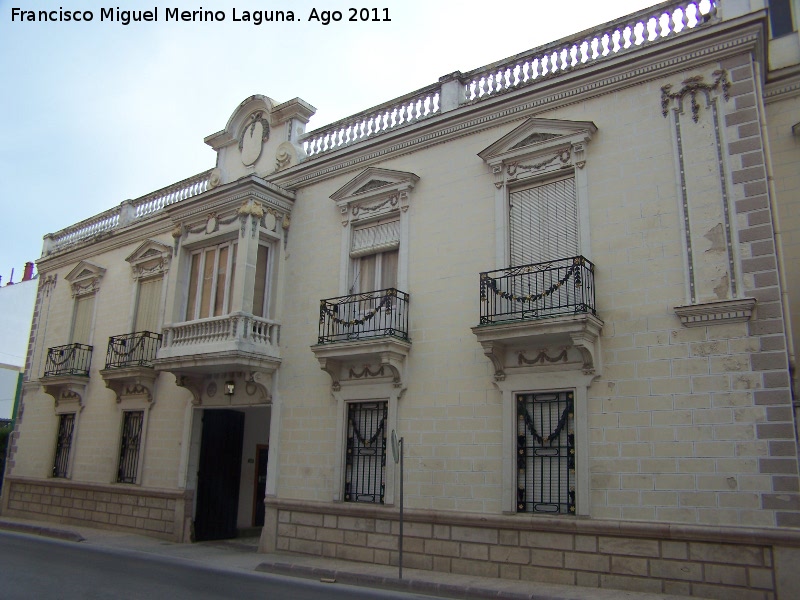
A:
[0, 516, 694, 600]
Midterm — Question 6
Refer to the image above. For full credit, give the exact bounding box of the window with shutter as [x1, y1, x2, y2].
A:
[350, 219, 399, 294]
[509, 176, 578, 268]
[134, 277, 163, 333]
[71, 295, 95, 346]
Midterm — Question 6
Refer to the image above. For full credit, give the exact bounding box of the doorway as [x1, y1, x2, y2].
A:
[252, 444, 268, 526]
[194, 409, 245, 541]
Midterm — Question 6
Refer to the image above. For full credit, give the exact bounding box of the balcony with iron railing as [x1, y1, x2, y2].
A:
[312, 288, 411, 390]
[104, 331, 162, 369]
[479, 256, 596, 325]
[317, 288, 409, 344]
[99, 331, 163, 403]
[44, 343, 93, 378]
[473, 256, 603, 379]
[40, 343, 94, 408]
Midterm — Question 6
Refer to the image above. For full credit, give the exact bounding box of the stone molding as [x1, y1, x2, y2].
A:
[311, 338, 411, 392]
[674, 297, 757, 327]
[99, 366, 158, 404]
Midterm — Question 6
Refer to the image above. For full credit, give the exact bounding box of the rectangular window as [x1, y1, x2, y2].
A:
[185, 241, 237, 320]
[253, 244, 270, 318]
[134, 277, 163, 333]
[350, 219, 399, 294]
[117, 411, 144, 484]
[71, 295, 95, 346]
[510, 176, 578, 267]
[517, 391, 575, 514]
[52, 413, 75, 478]
[344, 401, 387, 504]
[769, 0, 795, 37]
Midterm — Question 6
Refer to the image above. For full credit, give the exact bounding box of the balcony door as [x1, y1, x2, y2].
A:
[509, 176, 579, 313]
[134, 277, 163, 333]
[509, 175, 578, 268]
[71, 295, 95, 346]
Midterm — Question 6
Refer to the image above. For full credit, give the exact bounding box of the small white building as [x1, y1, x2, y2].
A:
[0, 264, 38, 419]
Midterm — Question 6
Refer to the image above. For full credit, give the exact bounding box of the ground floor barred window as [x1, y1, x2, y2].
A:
[117, 410, 144, 484]
[344, 401, 387, 504]
[52, 413, 75, 478]
[517, 391, 575, 514]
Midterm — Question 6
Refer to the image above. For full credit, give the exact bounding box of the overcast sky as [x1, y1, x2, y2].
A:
[0, 0, 663, 281]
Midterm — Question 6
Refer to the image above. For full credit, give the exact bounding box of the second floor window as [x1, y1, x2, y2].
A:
[185, 241, 237, 320]
[350, 219, 399, 294]
[134, 277, 163, 333]
[71, 294, 95, 346]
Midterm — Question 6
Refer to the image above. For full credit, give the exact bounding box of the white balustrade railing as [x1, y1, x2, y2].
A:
[302, 84, 441, 157]
[300, 0, 716, 157]
[162, 312, 280, 351]
[44, 169, 211, 255]
[46, 1, 718, 255]
[48, 209, 120, 253]
[133, 169, 212, 218]
[462, 0, 715, 103]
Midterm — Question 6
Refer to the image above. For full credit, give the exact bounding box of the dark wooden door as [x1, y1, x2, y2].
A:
[194, 409, 245, 541]
[253, 445, 268, 526]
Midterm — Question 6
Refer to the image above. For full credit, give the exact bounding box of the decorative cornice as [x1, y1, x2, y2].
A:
[674, 297, 756, 327]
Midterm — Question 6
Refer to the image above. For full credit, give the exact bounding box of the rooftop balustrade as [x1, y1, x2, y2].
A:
[302, 0, 716, 157]
[43, 0, 716, 255]
[42, 169, 212, 256]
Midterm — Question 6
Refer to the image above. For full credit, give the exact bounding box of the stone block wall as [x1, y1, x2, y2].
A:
[266, 498, 800, 600]
[2, 477, 191, 542]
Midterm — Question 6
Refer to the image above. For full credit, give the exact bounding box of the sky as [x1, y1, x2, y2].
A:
[0, 0, 664, 282]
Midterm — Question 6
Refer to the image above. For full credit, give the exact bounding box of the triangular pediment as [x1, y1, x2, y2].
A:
[126, 240, 172, 265]
[65, 260, 106, 297]
[65, 260, 105, 284]
[478, 118, 597, 165]
[330, 168, 420, 204]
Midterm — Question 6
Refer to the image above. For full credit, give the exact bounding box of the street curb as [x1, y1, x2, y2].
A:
[255, 560, 562, 600]
[0, 519, 85, 543]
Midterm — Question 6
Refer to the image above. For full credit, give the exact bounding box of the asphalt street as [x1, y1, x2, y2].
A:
[0, 530, 443, 600]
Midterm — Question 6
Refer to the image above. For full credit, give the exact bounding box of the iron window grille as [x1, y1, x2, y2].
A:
[517, 391, 575, 514]
[105, 331, 162, 369]
[345, 401, 387, 504]
[43, 343, 93, 377]
[117, 411, 144, 484]
[479, 256, 595, 325]
[52, 413, 75, 478]
[318, 288, 409, 344]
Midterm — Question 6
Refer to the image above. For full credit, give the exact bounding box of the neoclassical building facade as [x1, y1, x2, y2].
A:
[3, 1, 800, 597]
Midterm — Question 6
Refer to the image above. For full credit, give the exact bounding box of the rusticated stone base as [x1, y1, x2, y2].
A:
[1, 477, 192, 542]
[263, 498, 800, 600]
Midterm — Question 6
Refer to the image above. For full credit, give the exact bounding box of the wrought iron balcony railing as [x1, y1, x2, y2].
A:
[479, 256, 596, 325]
[105, 331, 162, 369]
[318, 288, 409, 344]
[43, 343, 93, 377]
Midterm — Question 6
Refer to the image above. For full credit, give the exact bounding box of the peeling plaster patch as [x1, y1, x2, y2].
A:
[704, 223, 726, 253]
[714, 273, 730, 300]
